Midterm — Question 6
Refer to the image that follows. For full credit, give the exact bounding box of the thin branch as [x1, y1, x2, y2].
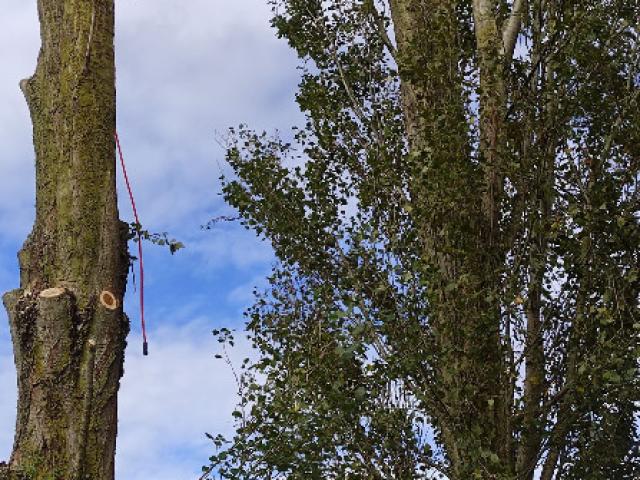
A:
[198, 465, 214, 480]
[333, 48, 368, 123]
[502, 0, 527, 60]
[365, 0, 397, 59]
[539, 409, 572, 480]
[331, 45, 386, 149]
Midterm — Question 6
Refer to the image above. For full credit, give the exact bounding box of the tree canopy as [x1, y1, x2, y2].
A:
[205, 1, 639, 479]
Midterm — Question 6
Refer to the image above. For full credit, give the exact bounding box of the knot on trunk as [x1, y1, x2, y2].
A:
[3, 286, 126, 479]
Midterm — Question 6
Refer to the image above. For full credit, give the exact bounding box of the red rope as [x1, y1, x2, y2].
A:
[115, 131, 149, 356]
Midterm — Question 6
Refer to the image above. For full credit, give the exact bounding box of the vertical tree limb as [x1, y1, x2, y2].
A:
[3, 1, 129, 478]
[503, 0, 527, 60]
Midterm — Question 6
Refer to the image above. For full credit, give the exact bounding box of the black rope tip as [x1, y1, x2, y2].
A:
[143, 341, 149, 356]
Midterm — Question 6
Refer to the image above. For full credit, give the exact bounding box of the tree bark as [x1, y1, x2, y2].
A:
[2, 1, 128, 479]
[388, 0, 519, 477]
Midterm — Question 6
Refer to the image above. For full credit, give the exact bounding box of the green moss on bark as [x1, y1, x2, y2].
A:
[3, 1, 128, 479]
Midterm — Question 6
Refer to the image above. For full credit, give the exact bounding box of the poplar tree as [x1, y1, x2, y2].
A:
[2, 1, 128, 478]
[208, 1, 639, 479]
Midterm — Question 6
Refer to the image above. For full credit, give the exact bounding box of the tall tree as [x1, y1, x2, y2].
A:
[1, 1, 128, 479]
[207, 0, 639, 479]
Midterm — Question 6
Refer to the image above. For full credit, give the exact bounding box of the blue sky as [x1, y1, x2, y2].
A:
[0, 1, 303, 478]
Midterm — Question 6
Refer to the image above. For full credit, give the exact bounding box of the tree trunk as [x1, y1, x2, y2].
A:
[388, 0, 514, 477]
[2, 1, 128, 479]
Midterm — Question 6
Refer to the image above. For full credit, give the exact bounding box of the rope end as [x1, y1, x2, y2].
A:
[143, 341, 149, 356]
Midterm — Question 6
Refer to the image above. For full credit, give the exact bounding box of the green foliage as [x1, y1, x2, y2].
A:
[205, 1, 639, 479]
[127, 222, 185, 255]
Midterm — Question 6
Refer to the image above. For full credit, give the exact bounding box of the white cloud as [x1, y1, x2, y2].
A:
[0, 2, 38, 241]
[112, 0, 303, 234]
[186, 226, 274, 272]
[227, 274, 269, 306]
[0, 0, 295, 475]
[117, 318, 254, 480]
[0, 0, 303, 252]
[0, 318, 255, 478]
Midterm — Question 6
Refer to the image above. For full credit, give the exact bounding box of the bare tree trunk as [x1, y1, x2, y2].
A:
[2, 1, 128, 479]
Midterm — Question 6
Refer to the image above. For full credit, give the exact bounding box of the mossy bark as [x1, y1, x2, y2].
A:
[2, 1, 128, 479]
[388, 1, 512, 478]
